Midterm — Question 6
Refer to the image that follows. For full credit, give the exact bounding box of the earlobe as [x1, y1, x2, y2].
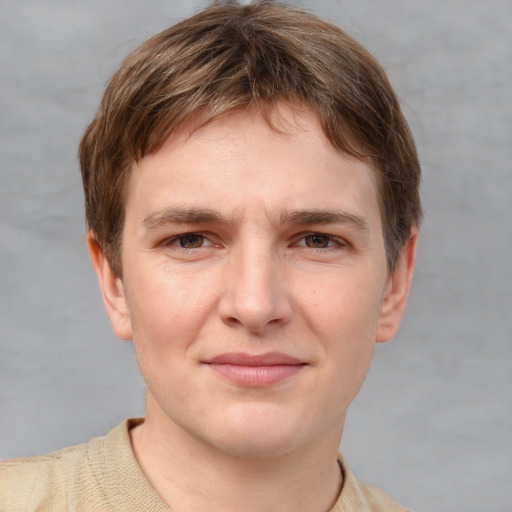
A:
[86, 232, 133, 341]
[375, 228, 418, 344]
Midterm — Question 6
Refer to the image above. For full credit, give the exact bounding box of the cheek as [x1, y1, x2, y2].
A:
[125, 268, 218, 405]
[298, 270, 385, 396]
[125, 265, 219, 356]
[299, 270, 385, 344]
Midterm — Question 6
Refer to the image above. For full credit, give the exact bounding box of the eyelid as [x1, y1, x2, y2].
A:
[162, 231, 218, 249]
[293, 232, 348, 249]
[159, 230, 349, 250]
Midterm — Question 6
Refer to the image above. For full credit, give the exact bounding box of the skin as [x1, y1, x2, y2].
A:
[88, 105, 417, 512]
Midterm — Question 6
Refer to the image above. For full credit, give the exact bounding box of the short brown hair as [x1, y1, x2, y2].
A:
[79, 0, 421, 275]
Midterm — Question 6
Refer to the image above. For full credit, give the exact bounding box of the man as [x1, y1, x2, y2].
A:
[0, 2, 421, 510]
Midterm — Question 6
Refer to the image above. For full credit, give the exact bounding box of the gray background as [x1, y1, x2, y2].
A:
[1, 1, 511, 511]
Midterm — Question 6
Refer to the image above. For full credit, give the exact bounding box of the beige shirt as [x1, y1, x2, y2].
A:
[0, 419, 409, 511]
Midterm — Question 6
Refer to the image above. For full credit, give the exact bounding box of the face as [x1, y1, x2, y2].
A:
[90, 106, 416, 459]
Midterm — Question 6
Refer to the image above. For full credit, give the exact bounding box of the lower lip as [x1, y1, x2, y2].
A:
[208, 363, 305, 387]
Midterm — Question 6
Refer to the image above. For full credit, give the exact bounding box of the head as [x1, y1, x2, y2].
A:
[81, 1, 421, 459]
[80, 1, 421, 278]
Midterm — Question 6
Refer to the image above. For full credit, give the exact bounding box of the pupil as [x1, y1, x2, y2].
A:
[307, 234, 329, 248]
[180, 234, 203, 248]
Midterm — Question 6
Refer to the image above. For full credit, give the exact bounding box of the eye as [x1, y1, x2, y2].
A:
[302, 233, 336, 248]
[163, 233, 210, 250]
[159, 232, 220, 260]
[175, 233, 206, 248]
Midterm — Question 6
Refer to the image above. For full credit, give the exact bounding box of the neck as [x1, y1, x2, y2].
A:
[130, 397, 344, 512]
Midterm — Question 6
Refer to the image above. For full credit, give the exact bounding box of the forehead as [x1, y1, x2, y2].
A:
[125, 105, 382, 229]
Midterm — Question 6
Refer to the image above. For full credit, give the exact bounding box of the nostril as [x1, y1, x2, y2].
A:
[223, 316, 243, 328]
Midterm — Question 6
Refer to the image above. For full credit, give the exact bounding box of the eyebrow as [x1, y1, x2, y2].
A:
[143, 207, 226, 230]
[282, 209, 370, 232]
[142, 206, 369, 232]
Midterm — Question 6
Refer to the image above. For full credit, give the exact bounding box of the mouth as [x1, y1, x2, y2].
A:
[204, 352, 307, 387]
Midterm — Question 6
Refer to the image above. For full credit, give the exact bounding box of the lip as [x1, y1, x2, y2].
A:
[205, 352, 307, 387]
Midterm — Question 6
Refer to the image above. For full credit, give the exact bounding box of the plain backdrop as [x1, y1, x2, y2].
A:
[1, 1, 511, 511]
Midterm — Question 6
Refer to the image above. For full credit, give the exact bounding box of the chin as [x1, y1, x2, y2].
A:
[202, 405, 311, 460]
[210, 432, 300, 460]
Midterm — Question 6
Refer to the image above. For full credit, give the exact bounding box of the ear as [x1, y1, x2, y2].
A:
[86, 232, 133, 341]
[376, 228, 418, 343]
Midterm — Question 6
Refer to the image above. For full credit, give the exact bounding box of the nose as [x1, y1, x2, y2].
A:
[217, 244, 293, 334]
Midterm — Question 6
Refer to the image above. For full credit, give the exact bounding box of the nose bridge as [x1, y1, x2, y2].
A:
[219, 235, 291, 332]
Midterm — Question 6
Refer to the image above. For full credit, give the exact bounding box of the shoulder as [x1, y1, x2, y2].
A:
[356, 481, 410, 512]
[0, 419, 167, 511]
[334, 454, 410, 512]
[0, 421, 137, 511]
[1, 442, 91, 510]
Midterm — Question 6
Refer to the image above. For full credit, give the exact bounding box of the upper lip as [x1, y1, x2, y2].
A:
[206, 352, 305, 366]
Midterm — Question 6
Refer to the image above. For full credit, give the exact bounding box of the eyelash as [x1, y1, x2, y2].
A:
[162, 232, 347, 251]
[295, 233, 347, 250]
[163, 232, 213, 250]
